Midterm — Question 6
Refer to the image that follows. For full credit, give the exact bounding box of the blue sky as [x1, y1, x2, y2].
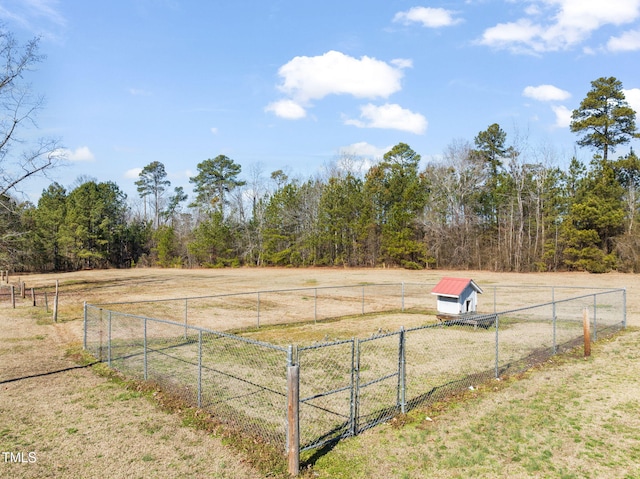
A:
[3, 0, 640, 202]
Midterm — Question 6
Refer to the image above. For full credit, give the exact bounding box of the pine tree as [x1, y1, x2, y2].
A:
[571, 77, 638, 162]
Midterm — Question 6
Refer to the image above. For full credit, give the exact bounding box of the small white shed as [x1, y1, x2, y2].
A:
[431, 277, 483, 315]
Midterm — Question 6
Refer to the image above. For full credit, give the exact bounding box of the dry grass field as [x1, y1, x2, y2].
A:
[1, 267, 639, 478]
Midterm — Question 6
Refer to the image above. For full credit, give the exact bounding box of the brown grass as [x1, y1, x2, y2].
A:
[1, 267, 638, 478]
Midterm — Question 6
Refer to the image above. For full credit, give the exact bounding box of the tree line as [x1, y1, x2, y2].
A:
[0, 26, 637, 275]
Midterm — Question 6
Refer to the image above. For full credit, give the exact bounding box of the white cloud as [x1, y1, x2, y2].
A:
[551, 105, 572, 128]
[267, 50, 412, 120]
[210, 127, 219, 135]
[0, 0, 66, 38]
[124, 168, 142, 179]
[624, 88, 640, 115]
[339, 142, 389, 159]
[276, 50, 406, 102]
[55, 146, 95, 162]
[478, 0, 640, 53]
[523, 84, 571, 101]
[393, 7, 463, 28]
[336, 142, 389, 174]
[265, 99, 306, 119]
[607, 29, 640, 51]
[345, 103, 427, 134]
[391, 58, 413, 69]
[479, 19, 544, 53]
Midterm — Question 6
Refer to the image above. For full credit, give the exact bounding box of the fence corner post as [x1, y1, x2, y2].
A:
[287, 362, 300, 477]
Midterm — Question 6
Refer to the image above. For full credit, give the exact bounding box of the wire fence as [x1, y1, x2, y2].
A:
[83, 282, 626, 471]
[89, 282, 621, 333]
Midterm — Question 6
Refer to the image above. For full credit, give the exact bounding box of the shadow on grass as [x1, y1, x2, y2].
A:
[0, 361, 100, 384]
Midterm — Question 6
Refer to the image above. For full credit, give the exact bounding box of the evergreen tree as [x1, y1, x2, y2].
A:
[364, 143, 429, 268]
[571, 77, 638, 162]
[317, 173, 365, 266]
[562, 158, 625, 272]
[135, 161, 171, 229]
[612, 149, 640, 271]
[189, 155, 245, 215]
[0, 194, 27, 270]
[31, 183, 67, 271]
[188, 210, 238, 267]
[60, 180, 130, 269]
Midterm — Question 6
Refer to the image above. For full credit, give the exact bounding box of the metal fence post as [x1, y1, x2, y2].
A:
[401, 282, 405, 312]
[314, 288, 318, 323]
[107, 311, 112, 368]
[286, 345, 292, 451]
[494, 314, 499, 379]
[184, 298, 188, 340]
[198, 330, 202, 408]
[349, 339, 357, 436]
[98, 308, 103, 361]
[398, 327, 406, 414]
[257, 292, 260, 328]
[83, 302, 88, 350]
[493, 286, 497, 313]
[143, 317, 148, 380]
[352, 339, 361, 436]
[552, 289, 557, 354]
[593, 294, 598, 342]
[623, 288, 627, 328]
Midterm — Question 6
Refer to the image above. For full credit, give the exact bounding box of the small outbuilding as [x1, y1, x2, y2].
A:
[431, 277, 483, 316]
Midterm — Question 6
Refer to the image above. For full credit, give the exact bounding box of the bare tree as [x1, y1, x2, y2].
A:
[0, 28, 62, 198]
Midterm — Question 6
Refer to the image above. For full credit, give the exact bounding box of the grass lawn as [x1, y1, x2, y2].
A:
[1, 267, 638, 478]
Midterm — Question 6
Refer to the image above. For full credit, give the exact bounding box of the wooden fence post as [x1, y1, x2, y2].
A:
[287, 364, 300, 477]
[53, 280, 59, 322]
[11, 285, 15, 309]
[583, 308, 591, 357]
[31, 288, 36, 306]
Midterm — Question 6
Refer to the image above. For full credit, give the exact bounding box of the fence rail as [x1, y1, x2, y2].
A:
[83, 282, 626, 475]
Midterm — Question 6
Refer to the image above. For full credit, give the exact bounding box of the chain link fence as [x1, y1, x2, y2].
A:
[93, 283, 434, 333]
[83, 283, 626, 468]
[84, 306, 290, 448]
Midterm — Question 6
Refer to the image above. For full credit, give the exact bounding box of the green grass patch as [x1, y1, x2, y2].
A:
[68, 349, 291, 478]
[305, 329, 636, 478]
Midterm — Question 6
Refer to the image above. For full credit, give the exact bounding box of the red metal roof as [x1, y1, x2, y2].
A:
[431, 277, 482, 298]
